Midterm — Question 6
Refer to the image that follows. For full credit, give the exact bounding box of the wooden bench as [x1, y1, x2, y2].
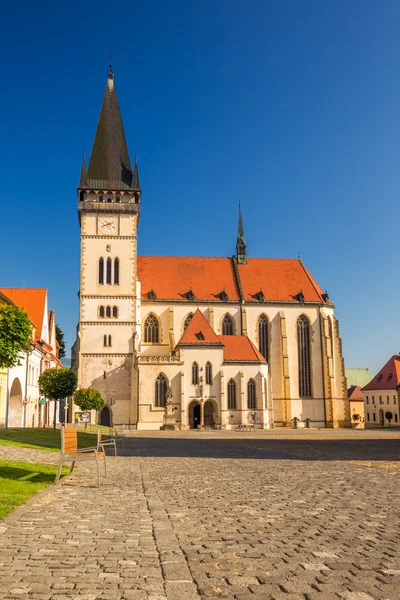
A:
[55, 426, 106, 486]
[97, 429, 117, 456]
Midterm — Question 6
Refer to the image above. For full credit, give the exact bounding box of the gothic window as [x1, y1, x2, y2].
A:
[103, 335, 107, 347]
[106, 257, 112, 284]
[192, 362, 199, 385]
[297, 315, 312, 398]
[108, 335, 112, 347]
[228, 379, 236, 409]
[248, 379, 256, 409]
[183, 313, 194, 331]
[99, 306, 105, 318]
[144, 314, 159, 343]
[112, 306, 118, 318]
[106, 306, 111, 318]
[258, 314, 269, 361]
[222, 314, 234, 335]
[114, 258, 119, 285]
[99, 258, 104, 284]
[155, 373, 168, 407]
[205, 362, 212, 384]
[98, 195, 104, 202]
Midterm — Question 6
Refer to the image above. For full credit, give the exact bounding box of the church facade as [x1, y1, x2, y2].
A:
[72, 67, 350, 430]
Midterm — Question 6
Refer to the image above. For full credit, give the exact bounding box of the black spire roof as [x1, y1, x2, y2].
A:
[85, 67, 139, 191]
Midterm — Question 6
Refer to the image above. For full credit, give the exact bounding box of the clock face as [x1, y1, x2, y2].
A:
[99, 216, 118, 234]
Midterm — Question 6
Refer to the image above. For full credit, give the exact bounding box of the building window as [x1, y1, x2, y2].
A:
[222, 314, 234, 335]
[394, 395, 397, 405]
[106, 306, 111, 318]
[258, 314, 269, 361]
[297, 315, 312, 398]
[116, 196, 120, 203]
[248, 379, 256, 409]
[108, 335, 112, 347]
[144, 314, 159, 343]
[99, 306, 105, 318]
[192, 362, 199, 385]
[387, 395, 390, 404]
[107, 197, 112, 203]
[106, 258, 112, 284]
[155, 373, 167, 407]
[379, 395, 383, 404]
[114, 258, 119, 285]
[99, 195, 104, 202]
[372, 413, 376, 421]
[183, 313, 194, 331]
[205, 362, 212, 384]
[395, 414, 398, 423]
[228, 379, 236, 409]
[372, 395, 375, 405]
[367, 413, 370, 421]
[99, 257, 104, 284]
[103, 335, 107, 347]
[112, 306, 118, 318]
[366, 395, 369, 405]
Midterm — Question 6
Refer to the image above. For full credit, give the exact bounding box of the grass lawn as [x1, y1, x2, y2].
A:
[0, 428, 98, 452]
[0, 459, 68, 519]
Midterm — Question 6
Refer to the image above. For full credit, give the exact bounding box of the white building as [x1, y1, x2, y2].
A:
[72, 66, 350, 430]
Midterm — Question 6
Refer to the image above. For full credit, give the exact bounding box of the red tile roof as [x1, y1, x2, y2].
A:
[362, 355, 400, 391]
[178, 309, 222, 346]
[137, 256, 328, 303]
[138, 257, 240, 302]
[348, 385, 364, 401]
[219, 335, 266, 362]
[238, 259, 326, 303]
[0, 288, 47, 341]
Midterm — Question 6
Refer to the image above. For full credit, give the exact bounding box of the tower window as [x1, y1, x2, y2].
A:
[107, 197, 112, 203]
[114, 258, 119, 285]
[144, 314, 159, 343]
[297, 315, 312, 398]
[192, 362, 199, 385]
[112, 306, 118, 318]
[103, 334, 107, 347]
[99, 195, 104, 202]
[99, 257, 104, 285]
[205, 362, 212, 385]
[106, 257, 112, 284]
[222, 314, 234, 335]
[106, 306, 111, 318]
[99, 306, 105, 318]
[248, 378, 256, 409]
[108, 335, 112, 347]
[228, 379, 236, 409]
[116, 196, 120, 203]
[258, 314, 269, 361]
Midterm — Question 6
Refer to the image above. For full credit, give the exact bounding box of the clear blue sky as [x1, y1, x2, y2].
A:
[1, 0, 399, 373]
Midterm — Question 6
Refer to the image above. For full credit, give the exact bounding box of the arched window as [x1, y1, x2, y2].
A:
[222, 314, 234, 335]
[108, 335, 112, 347]
[106, 306, 111, 318]
[228, 379, 236, 409]
[112, 306, 118, 318]
[183, 313, 194, 330]
[192, 362, 199, 385]
[258, 315, 269, 361]
[114, 258, 119, 285]
[297, 315, 312, 397]
[99, 258, 104, 284]
[99, 306, 105, 318]
[144, 314, 159, 343]
[205, 362, 212, 384]
[103, 334, 107, 347]
[106, 258, 112, 284]
[155, 373, 168, 407]
[248, 379, 256, 409]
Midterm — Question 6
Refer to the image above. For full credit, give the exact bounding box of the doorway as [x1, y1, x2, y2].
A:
[189, 401, 201, 429]
[100, 406, 111, 427]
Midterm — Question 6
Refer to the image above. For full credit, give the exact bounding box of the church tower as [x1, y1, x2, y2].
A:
[236, 203, 247, 264]
[76, 65, 140, 426]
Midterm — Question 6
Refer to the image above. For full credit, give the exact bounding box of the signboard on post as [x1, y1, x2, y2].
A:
[75, 411, 91, 424]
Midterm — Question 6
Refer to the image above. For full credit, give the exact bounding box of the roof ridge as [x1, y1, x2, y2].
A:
[297, 259, 324, 302]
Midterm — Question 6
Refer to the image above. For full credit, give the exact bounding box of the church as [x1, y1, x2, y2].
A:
[72, 66, 350, 430]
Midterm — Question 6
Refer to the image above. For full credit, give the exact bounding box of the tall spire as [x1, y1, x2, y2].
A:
[85, 65, 138, 191]
[79, 147, 87, 187]
[236, 200, 247, 264]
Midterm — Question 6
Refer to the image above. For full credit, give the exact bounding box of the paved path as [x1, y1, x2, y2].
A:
[1, 430, 400, 600]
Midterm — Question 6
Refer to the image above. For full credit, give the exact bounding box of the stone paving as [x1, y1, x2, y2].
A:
[0, 429, 400, 600]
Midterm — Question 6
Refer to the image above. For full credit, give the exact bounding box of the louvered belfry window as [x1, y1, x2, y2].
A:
[155, 373, 167, 407]
[144, 314, 159, 343]
[228, 379, 236, 409]
[99, 258, 104, 284]
[222, 314, 234, 335]
[258, 314, 269, 361]
[248, 379, 256, 409]
[106, 258, 112, 284]
[114, 258, 119, 285]
[297, 315, 312, 397]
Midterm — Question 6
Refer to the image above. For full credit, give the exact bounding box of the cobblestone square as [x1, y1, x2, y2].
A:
[0, 429, 400, 599]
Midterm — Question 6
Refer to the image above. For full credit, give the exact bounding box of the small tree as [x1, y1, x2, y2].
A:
[352, 413, 361, 422]
[39, 368, 77, 429]
[385, 411, 393, 426]
[0, 306, 33, 368]
[56, 324, 66, 359]
[74, 387, 105, 429]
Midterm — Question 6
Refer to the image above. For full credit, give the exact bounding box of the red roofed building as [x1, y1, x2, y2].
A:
[362, 355, 400, 427]
[73, 68, 350, 430]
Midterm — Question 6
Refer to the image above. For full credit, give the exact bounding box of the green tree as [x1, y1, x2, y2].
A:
[74, 388, 105, 429]
[385, 411, 393, 426]
[0, 305, 33, 368]
[352, 413, 361, 422]
[55, 324, 66, 359]
[38, 368, 77, 429]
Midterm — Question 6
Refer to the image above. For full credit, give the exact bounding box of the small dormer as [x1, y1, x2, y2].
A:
[220, 289, 229, 302]
[186, 288, 196, 301]
[255, 289, 265, 302]
[147, 288, 157, 300]
[295, 290, 305, 303]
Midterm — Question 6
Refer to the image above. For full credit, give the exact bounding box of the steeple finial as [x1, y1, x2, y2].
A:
[109, 52, 113, 79]
[79, 146, 87, 187]
[236, 200, 247, 264]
